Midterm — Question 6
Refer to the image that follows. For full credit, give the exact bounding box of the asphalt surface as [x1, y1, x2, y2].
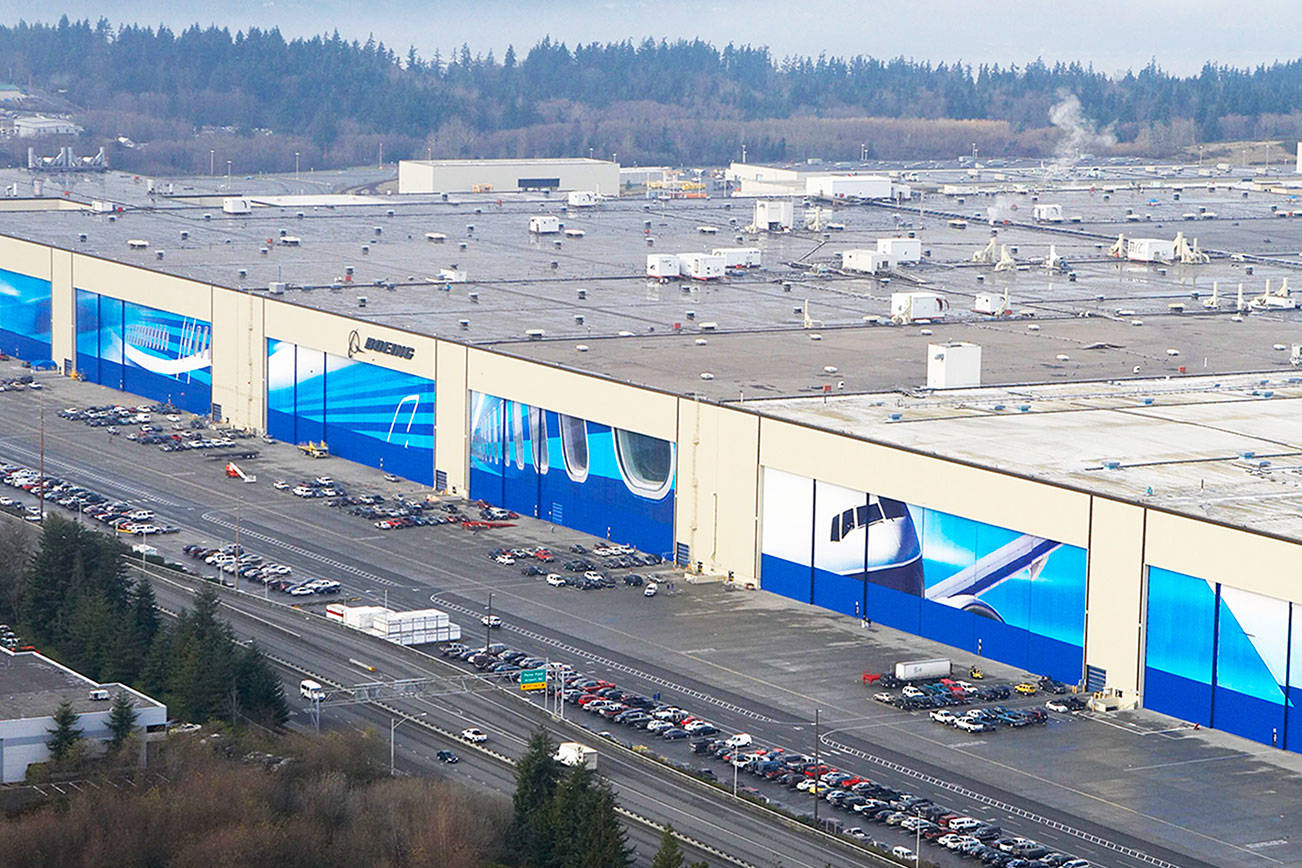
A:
[2, 367, 1299, 867]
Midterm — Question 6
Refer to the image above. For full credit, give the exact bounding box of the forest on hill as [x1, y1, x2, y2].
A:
[3, 17, 1302, 172]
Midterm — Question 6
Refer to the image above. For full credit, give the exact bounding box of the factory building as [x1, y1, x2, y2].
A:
[397, 158, 619, 195]
[1, 169, 1300, 755]
[0, 648, 168, 782]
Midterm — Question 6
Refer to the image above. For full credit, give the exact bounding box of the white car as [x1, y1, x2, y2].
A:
[873, 692, 895, 703]
[724, 732, 753, 748]
[892, 846, 915, 860]
[460, 727, 487, 743]
[545, 573, 566, 587]
[273, 480, 291, 490]
[582, 570, 604, 582]
[901, 685, 924, 698]
[481, 614, 503, 628]
[494, 555, 515, 565]
[929, 709, 956, 724]
[643, 582, 658, 597]
[682, 719, 715, 733]
[954, 718, 992, 733]
[645, 720, 673, 734]
[947, 816, 981, 832]
[292, 486, 314, 497]
[314, 476, 334, 486]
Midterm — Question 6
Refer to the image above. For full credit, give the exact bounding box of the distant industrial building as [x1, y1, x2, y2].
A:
[14, 116, 82, 138]
[0, 647, 167, 782]
[398, 158, 619, 195]
[726, 161, 907, 199]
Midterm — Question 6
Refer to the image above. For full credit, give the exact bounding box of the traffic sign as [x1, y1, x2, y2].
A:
[519, 668, 547, 691]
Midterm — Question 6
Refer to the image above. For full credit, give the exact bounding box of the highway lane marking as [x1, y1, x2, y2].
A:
[1125, 752, 1248, 771]
[11, 419, 1242, 867]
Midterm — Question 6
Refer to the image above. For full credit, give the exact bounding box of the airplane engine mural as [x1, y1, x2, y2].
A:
[760, 469, 1086, 683]
[75, 290, 212, 415]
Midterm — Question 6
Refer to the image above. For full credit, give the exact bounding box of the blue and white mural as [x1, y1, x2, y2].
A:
[468, 391, 675, 556]
[1146, 567, 1300, 752]
[761, 469, 1087, 683]
[75, 290, 212, 415]
[0, 268, 52, 361]
[266, 339, 435, 485]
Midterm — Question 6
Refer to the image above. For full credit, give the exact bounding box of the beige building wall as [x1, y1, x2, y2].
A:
[435, 340, 469, 493]
[757, 416, 1091, 549]
[1144, 511, 1302, 604]
[675, 400, 760, 578]
[465, 348, 678, 441]
[1084, 498, 1147, 694]
[49, 248, 74, 369]
[0, 235, 54, 280]
[70, 255, 212, 320]
[210, 288, 265, 428]
[262, 301, 436, 380]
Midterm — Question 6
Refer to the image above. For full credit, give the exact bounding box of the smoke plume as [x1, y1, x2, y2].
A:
[1049, 92, 1115, 169]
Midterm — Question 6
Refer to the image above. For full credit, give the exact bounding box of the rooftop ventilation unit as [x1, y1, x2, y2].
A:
[458, 319, 469, 329]
[126, 239, 148, 249]
[357, 296, 367, 307]
[524, 329, 545, 340]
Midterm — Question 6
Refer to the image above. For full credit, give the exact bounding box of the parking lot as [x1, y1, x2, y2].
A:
[1, 361, 1300, 868]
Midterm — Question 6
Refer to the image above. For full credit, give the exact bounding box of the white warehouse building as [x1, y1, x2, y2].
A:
[0, 648, 168, 782]
[398, 158, 620, 195]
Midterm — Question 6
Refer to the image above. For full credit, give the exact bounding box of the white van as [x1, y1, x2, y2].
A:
[643, 582, 658, 597]
[299, 679, 325, 701]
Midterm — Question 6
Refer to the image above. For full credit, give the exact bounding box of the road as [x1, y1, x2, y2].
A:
[0, 376, 1255, 868]
[145, 567, 878, 868]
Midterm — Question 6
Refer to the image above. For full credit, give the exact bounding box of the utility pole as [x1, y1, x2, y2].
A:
[38, 406, 44, 525]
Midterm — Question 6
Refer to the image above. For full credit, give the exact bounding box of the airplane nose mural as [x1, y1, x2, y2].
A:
[761, 468, 1086, 683]
[468, 392, 674, 556]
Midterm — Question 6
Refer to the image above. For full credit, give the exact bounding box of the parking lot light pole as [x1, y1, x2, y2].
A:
[484, 591, 493, 650]
[813, 707, 820, 825]
[233, 506, 240, 594]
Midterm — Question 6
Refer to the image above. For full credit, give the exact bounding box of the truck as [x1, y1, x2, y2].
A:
[894, 658, 952, 681]
[554, 741, 597, 770]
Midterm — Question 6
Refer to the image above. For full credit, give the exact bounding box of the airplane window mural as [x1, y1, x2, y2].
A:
[468, 391, 675, 556]
[760, 469, 1086, 682]
[0, 268, 52, 361]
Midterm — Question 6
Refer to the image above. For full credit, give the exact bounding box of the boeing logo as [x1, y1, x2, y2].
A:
[347, 329, 415, 360]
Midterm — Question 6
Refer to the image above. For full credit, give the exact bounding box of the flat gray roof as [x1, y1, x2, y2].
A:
[753, 371, 1302, 540]
[0, 649, 162, 719]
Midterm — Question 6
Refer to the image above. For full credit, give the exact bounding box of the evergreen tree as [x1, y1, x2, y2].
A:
[577, 776, 632, 868]
[106, 691, 139, 750]
[235, 641, 290, 729]
[46, 700, 83, 762]
[652, 825, 685, 868]
[511, 727, 562, 865]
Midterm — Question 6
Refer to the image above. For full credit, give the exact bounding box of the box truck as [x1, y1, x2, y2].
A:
[554, 741, 598, 770]
[894, 659, 952, 681]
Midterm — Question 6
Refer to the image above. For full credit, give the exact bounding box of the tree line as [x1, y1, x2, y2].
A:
[1, 514, 289, 732]
[3, 18, 1302, 171]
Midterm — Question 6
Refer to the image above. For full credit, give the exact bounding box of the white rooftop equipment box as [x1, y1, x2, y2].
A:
[528, 215, 561, 234]
[753, 200, 793, 232]
[646, 254, 680, 278]
[891, 291, 949, 323]
[805, 174, 891, 199]
[1127, 237, 1176, 262]
[221, 197, 253, 214]
[711, 247, 762, 268]
[567, 190, 597, 207]
[677, 253, 726, 280]
[1033, 203, 1064, 222]
[876, 237, 922, 264]
[842, 249, 890, 273]
[927, 342, 982, 389]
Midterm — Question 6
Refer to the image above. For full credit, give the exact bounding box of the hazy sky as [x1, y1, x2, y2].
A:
[2, 0, 1298, 76]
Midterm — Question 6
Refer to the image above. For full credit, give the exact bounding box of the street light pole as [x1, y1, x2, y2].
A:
[484, 591, 493, 650]
[390, 712, 427, 775]
[226, 160, 232, 191]
[813, 707, 820, 825]
[210, 149, 215, 176]
[38, 406, 44, 525]
[295, 151, 300, 180]
[233, 506, 240, 594]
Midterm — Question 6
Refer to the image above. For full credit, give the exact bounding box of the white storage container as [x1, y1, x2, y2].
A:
[1127, 238, 1176, 262]
[841, 249, 890, 273]
[567, 190, 597, 208]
